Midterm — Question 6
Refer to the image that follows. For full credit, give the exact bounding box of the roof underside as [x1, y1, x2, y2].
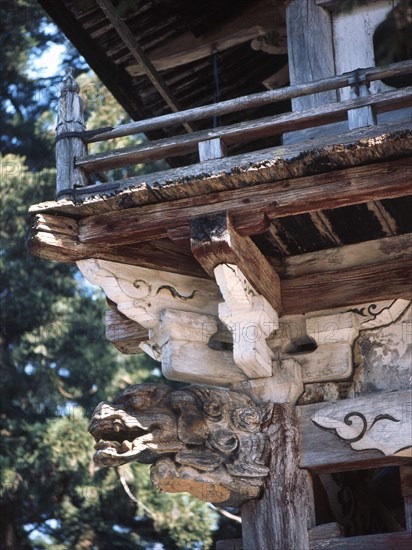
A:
[35, 0, 411, 270]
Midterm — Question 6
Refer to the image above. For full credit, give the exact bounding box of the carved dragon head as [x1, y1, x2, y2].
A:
[89, 383, 273, 506]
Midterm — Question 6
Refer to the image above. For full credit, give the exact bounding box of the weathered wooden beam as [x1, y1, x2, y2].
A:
[190, 213, 282, 313]
[299, 390, 412, 473]
[78, 158, 412, 246]
[310, 532, 412, 550]
[309, 523, 344, 542]
[242, 404, 315, 549]
[282, 257, 412, 314]
[76, 88, 412, 172]
[28, 214, 207, 277]
[95, 0, 194, 133]
[284, 233, 412, 278]
[125, 0, 283, 77]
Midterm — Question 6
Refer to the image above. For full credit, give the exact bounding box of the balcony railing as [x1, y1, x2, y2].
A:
[55, 60, 412, 200]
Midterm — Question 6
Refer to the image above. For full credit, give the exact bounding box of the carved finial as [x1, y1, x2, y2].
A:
[61, 66, 80, 95]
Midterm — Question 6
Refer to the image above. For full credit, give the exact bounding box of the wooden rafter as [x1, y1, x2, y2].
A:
[95, 0, 194, 133]
[124, 0, 285, 77]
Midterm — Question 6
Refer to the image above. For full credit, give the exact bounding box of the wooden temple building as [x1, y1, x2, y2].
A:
[30, 0, 411, 548]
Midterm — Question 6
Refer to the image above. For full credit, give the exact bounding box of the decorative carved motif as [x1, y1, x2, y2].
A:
[311, 392, 412, 456]
[89, 383, 273, 506]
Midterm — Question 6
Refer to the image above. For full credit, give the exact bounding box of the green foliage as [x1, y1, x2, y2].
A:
[0, 4, 229, 547]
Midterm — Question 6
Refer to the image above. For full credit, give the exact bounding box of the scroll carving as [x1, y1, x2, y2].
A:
[311, 392, 412, 457]
[89, 384, 273, 506]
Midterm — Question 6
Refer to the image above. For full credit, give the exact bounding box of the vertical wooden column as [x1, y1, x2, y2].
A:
[55, 67, 88, 197]
[241, 404, 315, 550]
[286, 0, 337, 112]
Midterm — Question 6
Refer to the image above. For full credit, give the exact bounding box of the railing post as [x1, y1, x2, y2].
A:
[348, 72, 377, 130]
[55, 67, 88, 197]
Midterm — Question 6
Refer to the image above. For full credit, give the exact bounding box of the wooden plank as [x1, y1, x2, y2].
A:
[28, 214, 207, 278]
[283, 234, 412, 279]
[78, 158, 412, 246]
[286, 0, 337, 111]
[310, 532, 412, 549]
[95, 0, 194, 133]
[309, 523, 344, 542]
[282, 257, 412, 315]
[190, 213, 282, 312]
[76, 88, 412, 172]
[298, 390, 412, 473]
[242, 404, 315, 550]
[85, 60, 412, 143]
[125, 0, 282, 76]
[105, 306, 148, 355]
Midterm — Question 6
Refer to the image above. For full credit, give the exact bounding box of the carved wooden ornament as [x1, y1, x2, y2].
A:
[89, 383, 273, 506]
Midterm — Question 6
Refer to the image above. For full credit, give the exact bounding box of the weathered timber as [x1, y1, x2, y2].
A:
[282, 257, 412, 314]
[242, 404, 315, 550]
[85, 60, 412, 143]
[95, 0, 194, 133]
[30, 123, 412, 216]
[56, 68, 88, 193]
[125, 0, 282, 77]
[214, 263, 278, 379]
[310, 532, 412, 549]
[77, 158, 412, 246]
[105, 306, 148, 355]
[198, 138, 226, 162]
[76, 88, 412, 172]
[400, 466, 412, 531]
[28, 214, 207, 277]
[284, 233, 412, 278]
[298, 390, 412, 472]
[89, 384, 273, 506]
[309, 523, 344, 542]
[286, 0, 337, 111]
[190, 213, 282, 312]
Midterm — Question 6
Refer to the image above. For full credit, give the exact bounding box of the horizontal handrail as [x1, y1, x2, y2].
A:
[76, 87, 412, 173]
[85, 60, 412, 143]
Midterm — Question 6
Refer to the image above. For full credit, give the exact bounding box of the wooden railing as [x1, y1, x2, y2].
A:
[55, 60, 412, 198]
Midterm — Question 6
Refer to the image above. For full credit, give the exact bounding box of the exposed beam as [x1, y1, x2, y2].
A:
[282, 257, 412, 314]
[190, 213, 282, 313]
[95, 0, 194, 133]
[77, 158, 412, 246]
[283, 233, 412, 278]
[310, 532, 412, 549]
[125, 0, 284, 77]
[28, 214, 207, 278]
[30, 216, 412, 316]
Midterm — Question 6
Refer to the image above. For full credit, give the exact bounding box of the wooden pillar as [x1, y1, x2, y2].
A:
[284, 0, 342, 142]
[55, 67, 88, 197]
[241, 404, 315, 550]
[286, 0, 337, 112]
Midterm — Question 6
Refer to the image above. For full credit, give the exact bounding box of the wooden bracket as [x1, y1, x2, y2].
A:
[142, 309, 246, 386]
[214, 263, 278, 379]
[190, 213, 282, 313]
